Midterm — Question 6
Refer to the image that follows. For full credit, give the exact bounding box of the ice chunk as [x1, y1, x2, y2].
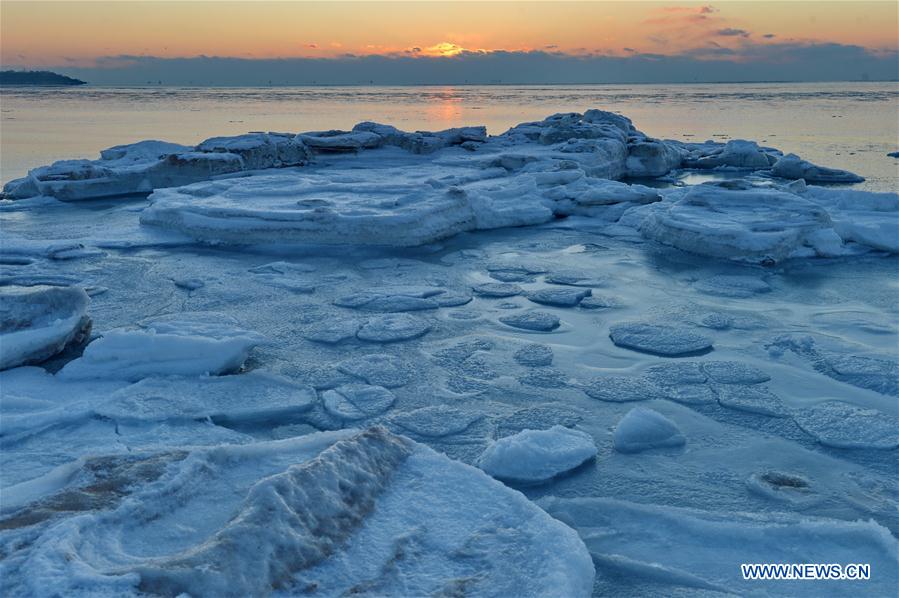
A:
[792, 400, 899, 449]
[477, 425, 597, 483]
[689, 140, 775, 169]
[337, 354, 413, 388]
[771, 153, 864, 183]
[356, 313, 431, 343]
[499, 311, 561, 331]
[322, 384, 396, 420]
[514, 343, 554, 366]
[298, 130, 382, 152]
[609, 322, 713, 357]
[643, 362, 708, 386]
[625, 140, 682, 177]
[639, 182, 836, 262]
[97, 372, 316, 425]
[334, 286, 446, 312]
[584, 376, 666, 402]
[543, 270, 606, 287]
[302, 317, 362, 343]
[526, 287, 591, 307]
[2, 139, 250, 201]
[574, 180, 661, 206]
[196, 132, 310, 169]
[613, 407, 686, 453]
[715, 385, 789, 417]
[139, 169, 506, 247]
[389, 405, 483, 438]
[0, 285, 91, 370]
[472, 282, 523, 297]
[58, 314, 265, 381]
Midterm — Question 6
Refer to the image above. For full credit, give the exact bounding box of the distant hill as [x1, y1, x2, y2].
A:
[0, 70, 87, 86]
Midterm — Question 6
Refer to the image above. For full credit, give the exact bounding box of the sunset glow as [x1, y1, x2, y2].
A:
[2, 1, 896, 69]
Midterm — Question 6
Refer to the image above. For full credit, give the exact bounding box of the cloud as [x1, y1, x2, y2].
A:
[45, 43, 898, 86]
[763, 33, 776, 39]
[716, 28, 750, 38]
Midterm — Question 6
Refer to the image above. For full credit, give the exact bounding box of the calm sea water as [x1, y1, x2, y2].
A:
[2, 82, 897, 191]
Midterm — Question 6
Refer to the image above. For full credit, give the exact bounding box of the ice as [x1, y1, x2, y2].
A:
[526, 287, 591, 307]
[792, 401, 899, 449]
[609, 322, 713, 356]
[477, 425, 597, 483]
[584, 376, 666, 402]
[499, 310, 561, 331]
[97, 372, 317, 425]
[389, 405, 483, 438]
[625, 139, 682, 177]
[0, 285, 91, 370]
[543, 270, 606, 287]
[298, 130, 382, 151]
[2, 107, 897, 597]
[514, 343, 554, 366]
[196, 132, 310, 169]
[58, 313, 266, 381]
[302, 317, 362, 343]
[701, 360, 771, 384]
[693, 274, 771, 298]
[322, 384, 396, 420]
[572, 179, 661, 206]
[1, 428, 595, 597]
[337, 354, 413, 388]
[643, 362, 707, 386]
[771, 153, 864, 183]
[1, 139, 250, 201]
[613, 407, 686, 453]
[356, 313, 432, 343]
[472, 282, 523, 297]
[543, 497, 898, 596]
[638, 182, 837, 262]
[715, 384, 790, 417]
[334, 286, 447, 312]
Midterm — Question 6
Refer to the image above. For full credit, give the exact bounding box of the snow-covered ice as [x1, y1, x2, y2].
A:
[2, 108, 897, 596]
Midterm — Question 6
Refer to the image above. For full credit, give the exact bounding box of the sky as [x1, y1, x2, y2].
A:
[2, 1, 897, 84]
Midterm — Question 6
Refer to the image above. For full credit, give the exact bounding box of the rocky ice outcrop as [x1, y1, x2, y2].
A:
[1, 133, 309, 201]
[771, 153, 864, 183]
[0, 285, 91, 370]
[684, 139, 778, 170]
[477, 425, 597, 483]
[637, 181, 840, 262]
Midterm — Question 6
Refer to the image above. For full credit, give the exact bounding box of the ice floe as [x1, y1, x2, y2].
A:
[0, 285, 91, 370]
[499, 310, 561, 332]
[792, 401, 899, 449]
[355, 313, 432, 343]
[477, 425, 597, 483]
[58, 313, 265, 381]
[609, 322, 713, 357]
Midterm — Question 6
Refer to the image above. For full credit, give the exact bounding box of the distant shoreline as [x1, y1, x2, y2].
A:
[1, 79, 896, 90]
[0, 70, 87, 86]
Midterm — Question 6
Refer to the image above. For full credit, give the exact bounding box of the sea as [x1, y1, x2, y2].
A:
[1, 81, 897, 192]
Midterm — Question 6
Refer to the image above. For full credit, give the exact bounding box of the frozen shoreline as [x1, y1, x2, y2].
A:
[1, 109, 897, 596]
